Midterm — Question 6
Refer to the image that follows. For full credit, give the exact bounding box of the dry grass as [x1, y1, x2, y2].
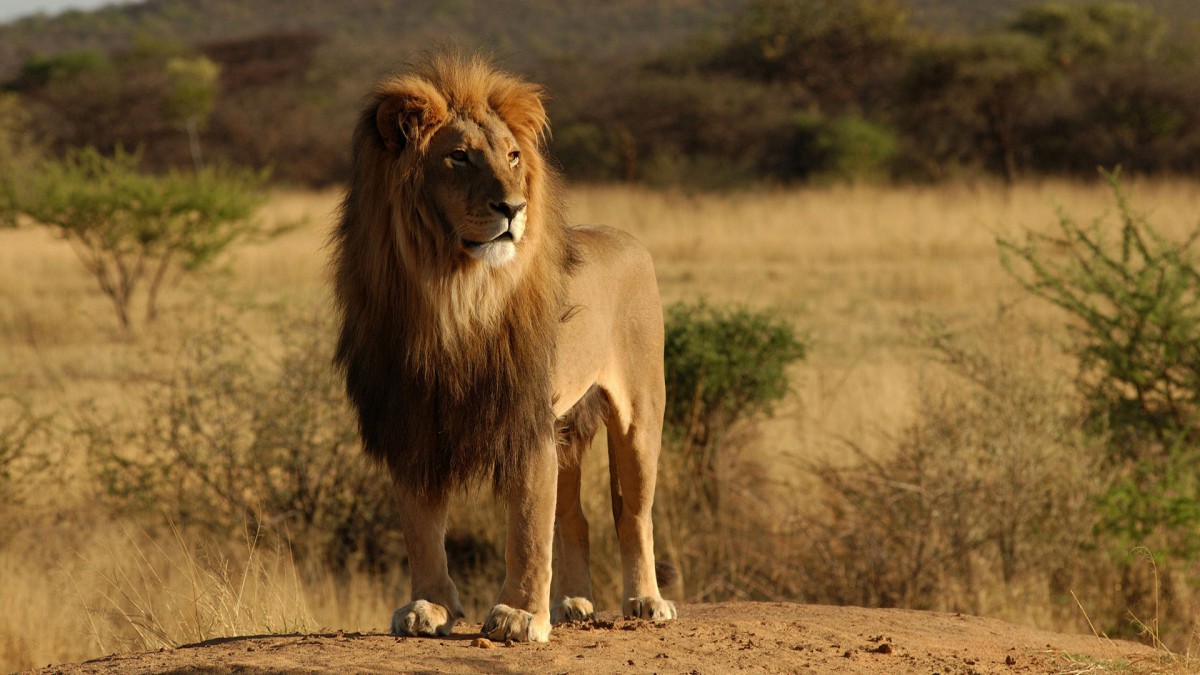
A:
[3, 178, 1200, 670]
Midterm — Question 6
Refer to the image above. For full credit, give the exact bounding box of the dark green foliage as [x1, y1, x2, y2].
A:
[802, 114, 900, 183]
[664, 301, 807, 442]
[899, 32, 1052, 182]
[662, 301, 807, 505]
[11, 49, 111, 88]
[705, 0, 912, 113]
[1011, 1, 1166, 67]
[653, 301, 806, 603]
[4, 0, 1200, 184]
[1025, 64, 1200, 175]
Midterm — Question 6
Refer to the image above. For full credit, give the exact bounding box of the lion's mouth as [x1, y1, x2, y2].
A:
[463, 231, 515, 249]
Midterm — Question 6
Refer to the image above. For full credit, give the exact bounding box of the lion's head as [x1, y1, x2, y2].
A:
[332, 54, 571, 498]
[373, 64, 545, 269]
[355, 54, 560, 279]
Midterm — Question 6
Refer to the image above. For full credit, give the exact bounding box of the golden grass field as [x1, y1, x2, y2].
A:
[2, 179, 1199, 670]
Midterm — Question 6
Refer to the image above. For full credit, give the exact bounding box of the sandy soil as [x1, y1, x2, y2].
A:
[31, 602, 1161, 674]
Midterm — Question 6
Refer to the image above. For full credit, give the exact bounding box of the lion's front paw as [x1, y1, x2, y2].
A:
[482, 604, 550, 642]
[391, 599, 458, 637]
[552, 596, 596, 624]
[624, 595, 677, 622]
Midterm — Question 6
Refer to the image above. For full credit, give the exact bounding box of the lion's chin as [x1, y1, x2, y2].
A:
[465, 238, 518, 267]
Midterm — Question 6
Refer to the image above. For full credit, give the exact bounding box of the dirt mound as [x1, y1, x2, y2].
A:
[33, 602, 1159, 674]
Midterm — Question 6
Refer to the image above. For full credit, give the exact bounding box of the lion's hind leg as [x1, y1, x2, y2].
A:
[606, 393, 677, 623]
[551, 387, 608, 624]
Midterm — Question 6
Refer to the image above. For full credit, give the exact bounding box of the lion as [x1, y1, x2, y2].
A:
[331, 53, 676, 643]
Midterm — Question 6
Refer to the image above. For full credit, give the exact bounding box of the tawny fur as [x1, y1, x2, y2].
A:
[332, 55, 576, 500]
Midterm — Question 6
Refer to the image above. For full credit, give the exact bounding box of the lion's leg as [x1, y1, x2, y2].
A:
[607, 413, 677, 622]
[482, 439, 557, 642]
[552, 457, 595, 623]
[391, 490, 464, 637]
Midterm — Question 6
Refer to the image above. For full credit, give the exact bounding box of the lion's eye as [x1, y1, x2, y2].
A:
[508, 150, 520, 167]
[449, 150, 469, 164]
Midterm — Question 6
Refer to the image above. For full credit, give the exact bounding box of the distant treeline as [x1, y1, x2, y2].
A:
[5, 0, 1200, 186]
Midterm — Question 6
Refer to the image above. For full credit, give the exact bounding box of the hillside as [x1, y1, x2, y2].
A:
[1, 0, 1197, 80]
[3, 0, 1200, 186]
[910, 0, 1198, 32]
[0, 0, 745, 80]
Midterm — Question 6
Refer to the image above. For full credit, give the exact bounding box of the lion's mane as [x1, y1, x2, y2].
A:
[332, 54, 574, 500]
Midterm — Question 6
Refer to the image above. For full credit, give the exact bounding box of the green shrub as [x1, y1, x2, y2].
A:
[662, 301, 806, 506]
[1000, 171, 1200, 642]
[654, 301, 807, 602]
[794, 114, 899, 183]
[999, 172, 1200, 479]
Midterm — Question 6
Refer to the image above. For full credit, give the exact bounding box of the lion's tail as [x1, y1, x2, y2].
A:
[654, 561, 679, 588]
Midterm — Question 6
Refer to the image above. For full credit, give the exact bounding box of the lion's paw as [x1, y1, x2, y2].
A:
[482, 604, 550, 642]
[552, 596, 596, 624]
[624, 595, 677, 622]
[391, 599, 457, 637]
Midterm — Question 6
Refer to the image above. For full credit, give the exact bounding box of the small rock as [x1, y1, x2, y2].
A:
[470, 638, 495, 649]
[871, 643, 893, 655]
[1005, 655, 1017, 666]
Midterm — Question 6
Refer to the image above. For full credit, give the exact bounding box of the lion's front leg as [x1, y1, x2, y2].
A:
[391, 490, 464, 637]
[482, 440, 557, 643]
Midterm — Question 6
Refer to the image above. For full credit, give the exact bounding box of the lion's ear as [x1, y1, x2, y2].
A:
[375, 82, 449, 153]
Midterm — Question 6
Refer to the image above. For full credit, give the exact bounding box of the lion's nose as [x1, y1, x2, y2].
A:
[490, 200, 527, 223]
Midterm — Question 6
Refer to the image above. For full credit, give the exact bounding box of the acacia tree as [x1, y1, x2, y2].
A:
[1010, 1, 1166, 68]
[706, 0, 912, 114]
[901, 33, 1051, 182]
[6, 147, 265, 330]
[164, 55, 219, 171]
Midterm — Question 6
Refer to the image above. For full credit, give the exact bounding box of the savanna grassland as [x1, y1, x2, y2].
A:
[3, 179, 1200, 671]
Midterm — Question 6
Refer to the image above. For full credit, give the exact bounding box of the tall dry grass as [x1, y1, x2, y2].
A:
[2, 179, 1200, 670]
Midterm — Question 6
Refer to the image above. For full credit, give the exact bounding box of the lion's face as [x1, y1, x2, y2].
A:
[423, 115, 528, 268]
[371, 68, 548, 272]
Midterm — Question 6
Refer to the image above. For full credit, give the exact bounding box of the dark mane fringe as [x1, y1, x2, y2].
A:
[332, 54, 575, 500]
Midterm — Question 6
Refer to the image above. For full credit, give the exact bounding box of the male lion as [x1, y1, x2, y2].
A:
[331, 54, 676, 643]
